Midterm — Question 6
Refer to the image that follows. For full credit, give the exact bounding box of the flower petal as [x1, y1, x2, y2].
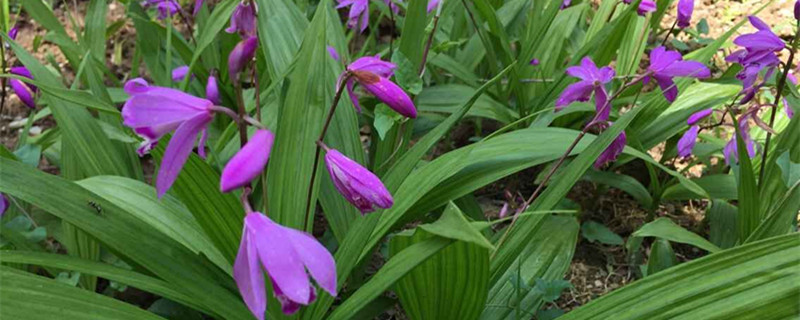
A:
[233, 228, 266, 320]
[654, 75, 678, 102]
[687, 108, 713, 125]
[284, 227, 337, 296]
[555, 80, 594, 109]
[156, 113, 212, 198]
[220, 129, 275, 192]
[10, 78, 35, 108]
[355, 72, 417, 118]
[677, 125, 699, 158]
[659, 60, 710, 78]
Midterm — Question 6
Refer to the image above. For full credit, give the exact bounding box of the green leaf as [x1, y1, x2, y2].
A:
[532, 278, 572, 303]
[776, 151, 800, 188]
[558, 234, 800, 319]
[391, 228, 489, 320]
[734, 116, 760, 241]
[397, 0, 430, 68]
[661, 174, 737, 200]
[583, 170, 653, 208]
[646, 238, 677, 276]
[373, 104, 403, 140]
[0, 266, 166, 319]
[419, 202, 494, 249]
[391, 50, 423, 94]
[632, 218, 720, 253]
[706, 200, 737, 249]
[13, 144, 41, 167]
[746, 182, 800, 243]
[697, 18, 709, 34]
[581, 221, 624, 246]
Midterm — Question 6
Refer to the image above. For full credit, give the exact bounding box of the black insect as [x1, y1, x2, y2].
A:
[88, 201, 103, 215]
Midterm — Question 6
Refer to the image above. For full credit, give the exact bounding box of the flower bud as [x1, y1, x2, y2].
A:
[325, 148, 393, 214]
[206, 74, 220, 105]
[221, 129, 275, 192]
[228, 37, 259, 81]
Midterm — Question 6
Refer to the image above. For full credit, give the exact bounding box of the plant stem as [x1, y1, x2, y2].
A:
[388, 6, 395, 57]
[303, 74, 352, 231]
[491, 76, 646, 258]
[660, 19, 678, 47]
[234, 83, 249, 147]
[165, 16, 173, 86]
[758, 29, 799, 183]
[419, 12, 441, 76]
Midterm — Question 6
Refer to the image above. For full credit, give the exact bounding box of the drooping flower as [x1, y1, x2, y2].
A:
[646, 46, 710, 102]
[143, 0, 180, 20]
[677, 108, 713, 158]
[344, 55, 417, 118]
[9, 66, 36, 109]
[226, 2, 257, 38]
[172, 66, 191, 82]
[723, 115, 756, 164]
[234, 212, 336, 318]
[556, 57, 615, 121]
[687, 108, 713, 125]
[324, 148, 393, 214]
[0, 193, 8, 217]
[229, 37, 259, 81]
[336, 0, 369, 33]
[206, 74, 220, 105]
[677, 0, 694, 28]
[220, 130, 275, 192]
[327, 46, 341, 62]
[637, 0, 656, 16]
[727, 16, 785, 103]
[122, 78, 214, 197]
[595, 130, 626, 168]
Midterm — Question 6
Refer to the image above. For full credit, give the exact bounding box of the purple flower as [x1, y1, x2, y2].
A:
[8, 26, 18, 40]
[646, 46, 710, 102]
[336, 0, 369, 33]
[561, 0, 571, 9]
[327, 46, 341, 62]
[229, 37, 259, 81]
[427, 0, 441, 12]
[234, 212, 336, 318]
[0, 193, 8, 217]
[529, 58, 540, 66]
[122, 78, 214, 197]
[172, 66, 191, 82]
[143, 0, 180, 20]
[220, 130, 275, 192]
[226, 2, 257, 38]
[723, 116, 756, 165]
[796, 0, 800, 20]
[384, 0, 400, 14]
[325, 148, 393, 214]
[555, 57, 615, 121]
[206, 74, 220, 105]
[727, 16, 784, 103]
[9, 67, 36, 109]
[677, 0, 693, 28]
[637, 0, 656, 16]
[785, 73, 797, 118]
[677, 125, 700, 158]
[344, 55, 417, 118]
[193, 0, 204, 16]
[595, 130, 626, 168]
[687, 108, 713, 125]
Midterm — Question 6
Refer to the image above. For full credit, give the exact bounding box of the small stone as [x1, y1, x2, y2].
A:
[594, 280, 603, 287]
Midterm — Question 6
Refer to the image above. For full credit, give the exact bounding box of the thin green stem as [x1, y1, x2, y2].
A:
[165, 16, 173, 87]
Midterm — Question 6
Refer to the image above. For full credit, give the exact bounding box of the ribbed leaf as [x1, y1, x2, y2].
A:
[0, 266, 165, 320]
[632, 218, 720, 253]
[559, 234, 800, 319]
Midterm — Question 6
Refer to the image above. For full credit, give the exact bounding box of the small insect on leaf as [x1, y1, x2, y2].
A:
[88, 201, 103, 216]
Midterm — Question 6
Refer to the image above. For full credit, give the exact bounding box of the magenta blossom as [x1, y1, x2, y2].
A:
[677, 0, 694, 28]
[143, 0, 180, 20]
[220, 130, 275, 192]
[336, 0, 369, 33]
[8, 26, 17, 40]
[727, 16, 784, 103]
[530, 58, 540, 66]
[9, 66, 36, 109]
[325, 148, 393, 214]
[384, 0, 400, 14]
[637, 0, 656, 16]
[206, 74, 220, 105]
[122, 78, 214, 197]
[796, 0, 799, 20]
[193, 0, 204, 16]
[344, 55, 417, 118]
[595, 130, 626, 168]
[723, 115, 756, 165]
[229, 37, 259, 81]
[226, 2, 257, 38]
[172, 66, 191, 82]
[327, 45, 341, 62]
[677, 108, 713, 158]
[427, 0, 441, 12]
[0, 193, 8, 217]
[234, 212, 336, 318]
[561, 0, 571, 9]
[556, 57, 615, 121]
[646, 46, 710, 102]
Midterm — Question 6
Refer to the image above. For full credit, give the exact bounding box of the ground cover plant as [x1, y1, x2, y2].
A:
[0, 0, 798, 319]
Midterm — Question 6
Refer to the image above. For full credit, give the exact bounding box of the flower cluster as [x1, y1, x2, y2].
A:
[142, 0, 180, 20]
[338, 0, 441, 33]
[726, 16, 785, 103]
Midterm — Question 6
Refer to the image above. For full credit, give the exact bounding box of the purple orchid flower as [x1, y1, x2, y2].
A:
[122, 78, 214, 197]
[206, 74, 220, 105]
[327, 46, 341, 62]
[384, 0, 400, 14]
[172, 66, 191, 82]
[677, 0, 694, 28]
[637, 0, 656, 16]
[427, 0, 441, 12]
[595, 130, 627, 168]
[784, 73, 797, 118]
[234, 212, 336, 318]
[677, 108, 713, 158]
[226, 2, 257, 38]
[529, 58, 540, 66]
[561, 0, 571, 9]
[0, 193, 8, 217]
[727, 16, 785, 104]
[193, 0, 204, 16]
[796, 0, 799, 20]
[8, 26, 17, 40]
[220, 130, 275, 192]
[229, 37, 259, 81]
[723, 115, 756, 165]
[9, 66, 36, 109]
[555, 57, 615, 121]
[385, 0, 441, 14]
[324, 148, 393, 214]
[336, 0, 369, 33]
[344, 55, 417, 118]
[143, 0, 180, 20]
[646, 46, 710, 102]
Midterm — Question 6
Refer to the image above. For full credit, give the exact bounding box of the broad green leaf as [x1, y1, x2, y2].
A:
[661, 174, 737, 200]
[416, 84, 518, 124]
[583, 170, 653, 208]
[632, 218, 720, 253]
[776, 151, 800, 187]
[746, 182, 800, 243]
[706, 199, 737, 249]
[581, 221, 624, 246]
[391, 228, 489, 320]
[419, 202, 493, 249]
[559, 234, 800, 319]
[0, 266, 166, 320]
[646, 238, 677, 276]
[734, 116, 760, 242]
